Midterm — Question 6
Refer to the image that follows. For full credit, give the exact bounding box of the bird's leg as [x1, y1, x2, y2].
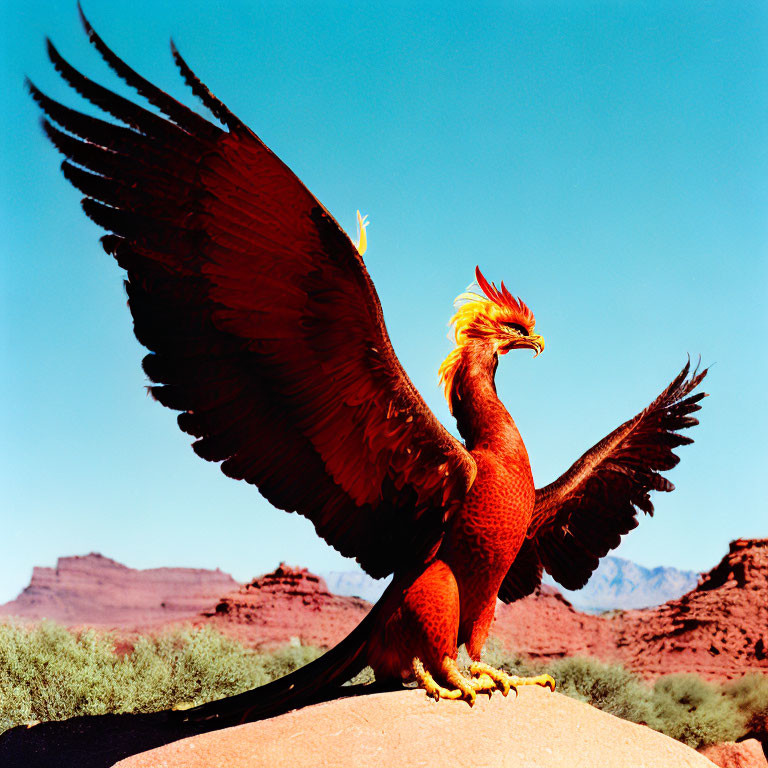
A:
[411, 657, 490, 705]
[468, 661, 556, 696]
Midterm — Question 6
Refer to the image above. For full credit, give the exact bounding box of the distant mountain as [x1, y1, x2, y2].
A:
[2, 553, 696, 630]
[324, 556, 698, 612]
[545, 557, 699, 612]
[322, 571, 391, 604]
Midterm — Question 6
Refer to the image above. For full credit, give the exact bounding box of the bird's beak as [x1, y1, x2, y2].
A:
[504, 333, 545, 357]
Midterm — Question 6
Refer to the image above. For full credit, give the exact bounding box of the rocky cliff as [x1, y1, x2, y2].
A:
[494, 539, 768, 681]
[492, 584, 613, 661]
[0, 553, 238, 626]
[198, 563, 370, 649]
[3, 540, 764, 682]
[611, 539, 768, 680]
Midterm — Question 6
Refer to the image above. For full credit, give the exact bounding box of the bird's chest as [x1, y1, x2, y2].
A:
[442, 450, 535, 602]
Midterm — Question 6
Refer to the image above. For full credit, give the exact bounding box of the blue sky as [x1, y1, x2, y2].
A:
[1, 1, 766, 603]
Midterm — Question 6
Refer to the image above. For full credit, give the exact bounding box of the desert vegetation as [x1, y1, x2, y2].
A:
[0, 621, 765, 749]
[0, 621, 322, 734]
[479, 641, 765, 748]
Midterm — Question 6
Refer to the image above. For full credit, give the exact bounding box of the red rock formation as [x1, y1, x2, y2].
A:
[494, 539, 768, 682]
[611, 539, 768, 680]
[699, 739, 768, 768]
[491, 585, 617, 662]
[198, 563, 371, 650]
[3, 540, 764, 683]
[0, 553, 238, 627]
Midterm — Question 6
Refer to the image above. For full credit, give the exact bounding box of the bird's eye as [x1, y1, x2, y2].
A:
[503, 322, 529, 336]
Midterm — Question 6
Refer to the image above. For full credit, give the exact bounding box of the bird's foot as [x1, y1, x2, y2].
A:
[469, 662, 555, 697]
[411, 656, 484, 706]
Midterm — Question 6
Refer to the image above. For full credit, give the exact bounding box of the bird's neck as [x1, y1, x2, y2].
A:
[449, 340, 526, 456]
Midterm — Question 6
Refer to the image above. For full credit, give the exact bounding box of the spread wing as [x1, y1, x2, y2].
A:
[31, 13, 476, 579]
[499, 360, 707, 602]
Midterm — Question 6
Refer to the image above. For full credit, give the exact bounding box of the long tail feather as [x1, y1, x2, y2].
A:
[177, 604, 378, 726]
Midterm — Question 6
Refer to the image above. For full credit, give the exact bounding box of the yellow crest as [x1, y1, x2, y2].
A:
[438, 267, 536, 408]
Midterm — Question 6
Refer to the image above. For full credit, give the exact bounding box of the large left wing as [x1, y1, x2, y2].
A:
[499, 361, 707, 603]
[30, 11, 477, 579]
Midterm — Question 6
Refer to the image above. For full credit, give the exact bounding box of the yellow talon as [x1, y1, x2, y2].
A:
[505, 673, 556, 692]
[411, 656, 478, 705]
[470, 673, 498, 694]
[411, 657, 539, 706]
[469, 662, 556, 695]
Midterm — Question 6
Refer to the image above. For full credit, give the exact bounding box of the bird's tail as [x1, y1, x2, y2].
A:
[178, 602, 380, 726]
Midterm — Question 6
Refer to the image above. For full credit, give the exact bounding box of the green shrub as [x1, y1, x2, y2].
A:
[723, 673, 768, 736]
[546, 656, 655, 724]
[1, 619, 765, 752]
[648, 674, 744, 748]
[483, 640, 764, 749]
[0, 621, 324, 734]
[257, 644, 324, 682]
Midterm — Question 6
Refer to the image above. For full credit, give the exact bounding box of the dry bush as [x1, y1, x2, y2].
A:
[546, 656, 655, 724]
[0, 621, 322, 733]
[1, 620, 764, 751]
[648, 674, 745, 748]
[723, 673, 768, 737]
[483, 641, 760, 749]
[479, 637, 535, 676]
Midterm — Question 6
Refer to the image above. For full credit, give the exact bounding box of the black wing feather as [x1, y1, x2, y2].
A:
[500, 360, 707, 601]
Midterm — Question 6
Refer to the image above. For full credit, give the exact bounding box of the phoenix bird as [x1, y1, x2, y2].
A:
[31, 10, 707, 723]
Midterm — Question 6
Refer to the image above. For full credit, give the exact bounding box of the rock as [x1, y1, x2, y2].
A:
[699, 739, 768, 768]
[113, 687, 718, 768]
[494, 539, 768, 682]
[492, 584, 616, 662]
[4, 539, 765, 681]
[198, 563, 371, 650]
[611, 539, 768, 681]
[0, 553, 238, 627]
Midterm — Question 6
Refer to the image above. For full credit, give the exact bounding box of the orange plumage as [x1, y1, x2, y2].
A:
[32, 11, 708, 723]
[371, 271, 540, 684]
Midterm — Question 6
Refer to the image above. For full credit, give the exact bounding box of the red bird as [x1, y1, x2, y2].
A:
[31, 12, 707, 722]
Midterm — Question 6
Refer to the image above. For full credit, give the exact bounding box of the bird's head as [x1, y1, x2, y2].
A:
[438, 267, 544, 405]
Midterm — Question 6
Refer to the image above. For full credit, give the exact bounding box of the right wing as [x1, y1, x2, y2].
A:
[499, 360, 707, 602]
[31, 13, 476, 578]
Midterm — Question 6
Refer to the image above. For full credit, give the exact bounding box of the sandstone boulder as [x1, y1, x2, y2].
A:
[114, 687, 718, 768]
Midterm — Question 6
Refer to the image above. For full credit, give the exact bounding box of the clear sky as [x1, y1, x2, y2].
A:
[1, 1, 766, 604]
